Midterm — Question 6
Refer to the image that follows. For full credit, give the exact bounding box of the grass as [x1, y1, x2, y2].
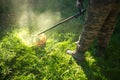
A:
[0, 0, 120, 80]
[0, 19, 120, 79]
[0, 31, 87, 80]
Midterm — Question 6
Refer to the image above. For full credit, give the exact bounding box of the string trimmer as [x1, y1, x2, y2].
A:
[37, 9, 86, 35]
[33, 9, 86, 46]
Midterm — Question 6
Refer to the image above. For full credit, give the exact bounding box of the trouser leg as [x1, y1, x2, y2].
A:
[76, 4, 112, 52]
[97, 3, 120, 56]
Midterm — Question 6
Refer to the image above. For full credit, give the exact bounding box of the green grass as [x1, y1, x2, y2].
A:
[0, 0, 120, 80]
[0, 20, 120, 79]
[0, 31, 87, 80]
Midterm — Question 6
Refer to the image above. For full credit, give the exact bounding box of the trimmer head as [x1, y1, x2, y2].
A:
[33, 33, 46, 46]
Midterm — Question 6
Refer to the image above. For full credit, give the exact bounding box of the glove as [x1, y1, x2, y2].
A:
[76, 0, 83, 9]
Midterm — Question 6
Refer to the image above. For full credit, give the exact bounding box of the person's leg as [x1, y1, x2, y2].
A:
[97, 3, 120, 57]
[67, 3, 113, 61]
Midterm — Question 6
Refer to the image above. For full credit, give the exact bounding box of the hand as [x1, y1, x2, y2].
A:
[76, 0, 83, 8]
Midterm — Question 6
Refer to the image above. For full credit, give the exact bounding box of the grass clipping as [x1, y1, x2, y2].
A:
[16, 28, 46, 47]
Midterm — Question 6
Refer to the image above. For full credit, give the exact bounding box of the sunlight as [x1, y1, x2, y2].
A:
[15, 8, 61, 47]
[18, 10, 35, 27]
[16, 28, 47, 47]
[2, 0, 119, 79]
[16, 28, 33, 47]
[16, 10, 61, 47]
[12, 0, 61, 47]
[36, 11, 61, 32]
[18, 10, 61, 33]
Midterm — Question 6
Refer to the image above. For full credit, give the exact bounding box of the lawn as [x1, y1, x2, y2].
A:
[0, 0, 120, 80]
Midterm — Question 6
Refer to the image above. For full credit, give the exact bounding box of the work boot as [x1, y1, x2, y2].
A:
[66, 49, 85, 63]
[66, 41, 85, 63]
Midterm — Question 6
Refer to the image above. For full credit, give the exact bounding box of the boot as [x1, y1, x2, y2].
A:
[66, 41, 85, 63]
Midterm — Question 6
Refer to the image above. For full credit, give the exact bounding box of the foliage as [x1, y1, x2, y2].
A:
[0, 23, 120, 80]
[0, 0, 120, 80]
[0, 31, 87, 80]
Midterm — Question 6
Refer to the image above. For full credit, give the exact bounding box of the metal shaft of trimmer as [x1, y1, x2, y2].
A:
[37, 9, 86, 35]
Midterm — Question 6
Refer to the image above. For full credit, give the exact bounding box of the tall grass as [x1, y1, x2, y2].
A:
[0, 0, 120, 80]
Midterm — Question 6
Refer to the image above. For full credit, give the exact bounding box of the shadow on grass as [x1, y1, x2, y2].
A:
[73, 49, 120, 80]
[73, 53, 106, 80]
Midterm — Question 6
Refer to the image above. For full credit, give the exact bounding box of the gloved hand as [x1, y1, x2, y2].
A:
[76, 0, 83, 9]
